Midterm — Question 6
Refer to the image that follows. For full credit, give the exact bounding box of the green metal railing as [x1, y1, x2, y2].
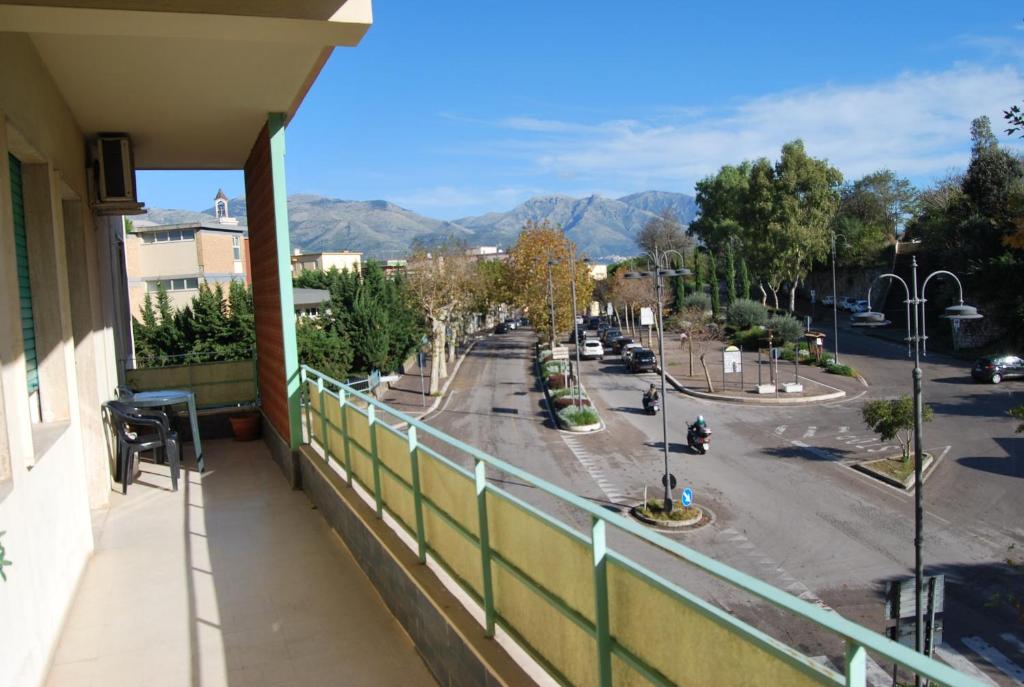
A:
[300, 364, 977, 687]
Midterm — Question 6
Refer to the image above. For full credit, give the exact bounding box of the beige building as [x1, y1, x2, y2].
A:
[124, 192, 248, 317]
[291, 248, 361, 276]
[589, 263, 608, 280]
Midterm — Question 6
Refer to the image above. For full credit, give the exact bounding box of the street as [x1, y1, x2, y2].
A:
[421, 321, 1024, 686]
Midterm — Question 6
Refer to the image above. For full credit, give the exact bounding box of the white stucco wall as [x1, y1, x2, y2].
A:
[0, 33, 103, 687]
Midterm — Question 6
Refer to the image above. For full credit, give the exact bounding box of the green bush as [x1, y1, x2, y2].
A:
[542, 360, 566, 378]
[726, 298, 768, 330]
[558, 406, 600, 427]
[732, 326, 764, 349]
[766, 314, 804, 345]
[826, 363, 857, 377]
[551, 387, 587, 400]
[538, 349, 553, 362]
[682, 293, 711, 311]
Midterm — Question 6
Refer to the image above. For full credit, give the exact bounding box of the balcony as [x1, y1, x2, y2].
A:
[44, 437, 436, 687]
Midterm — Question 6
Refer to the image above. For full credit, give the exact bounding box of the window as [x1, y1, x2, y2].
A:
[181, 229, 195, 240]
[142, 233, 155, 243]
[9, 154, 38, 396]
[142, 229, 195, 243]
[147, 278, 200, 293]
[232, 236, 241, 261]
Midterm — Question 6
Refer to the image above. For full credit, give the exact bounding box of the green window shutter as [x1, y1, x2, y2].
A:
[9, 154, 39, 394]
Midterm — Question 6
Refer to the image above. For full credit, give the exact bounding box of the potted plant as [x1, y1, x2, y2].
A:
[228, 412, 261, 441]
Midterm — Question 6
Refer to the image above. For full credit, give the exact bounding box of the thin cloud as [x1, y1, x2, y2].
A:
[488, 65, 1024, 188]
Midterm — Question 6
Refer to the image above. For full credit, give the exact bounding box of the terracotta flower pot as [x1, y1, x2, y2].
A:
[228, 412, 261, 441]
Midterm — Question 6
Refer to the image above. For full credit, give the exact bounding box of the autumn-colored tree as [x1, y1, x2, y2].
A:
[506, 221, 593, 346]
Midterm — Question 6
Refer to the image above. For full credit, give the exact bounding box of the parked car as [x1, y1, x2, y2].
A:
[621, 342, 643, 362]
[504, 318, 518, 330]
[610, 335, 634, 353]
[850, 299, 871, 313]
[601, 328, 622, 345]
[494, 323, 508, 334]
[971, 355, 1024, 384]
[569, 327, 587, 343]
[581, 339, 604, 360]
[519, 317, 529, 327]
[588, 316, 603, 329]
[820, 295, 834, 306]
[839, 297, 856, 311]
[629, 348, 657, 373]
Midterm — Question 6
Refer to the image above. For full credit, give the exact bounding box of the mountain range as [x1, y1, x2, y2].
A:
[136, 190, 697, 262]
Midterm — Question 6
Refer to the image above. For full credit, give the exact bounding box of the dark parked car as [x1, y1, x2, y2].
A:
[494, 323, 509, 334]
[629, 349, 657, 373]
[610, 335, 634, 353]
[971, 355, 1024, 384]
[601, 328, 622, 345]
[569, 327, 587, 343]
[588, 316, 603, 329]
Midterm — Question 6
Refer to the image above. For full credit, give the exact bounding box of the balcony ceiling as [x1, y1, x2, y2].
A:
[0, 1, 372, 169]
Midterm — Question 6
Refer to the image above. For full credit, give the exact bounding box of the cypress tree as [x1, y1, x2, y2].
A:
[709, 254, 721, 318]
[693, 251, 704, 294]
[739, 257, 751, 301]
[726, 242, 737, 305]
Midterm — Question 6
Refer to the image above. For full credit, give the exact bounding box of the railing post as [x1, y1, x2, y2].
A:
[317, 378, 329, 462]
[408, 425, 427, 564]
[339, 388, 353, 486]
[368, 404, 383, 518]
[592, 517, 612, 687]
[301, 368, 310, 444]
[845, 641, 867, 687]
[475, 458, 495, 637]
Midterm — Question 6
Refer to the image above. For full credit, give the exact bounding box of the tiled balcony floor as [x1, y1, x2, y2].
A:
[45, 438, 437, 687]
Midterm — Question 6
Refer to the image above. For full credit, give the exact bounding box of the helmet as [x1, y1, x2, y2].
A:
[698, 415, 704, 422]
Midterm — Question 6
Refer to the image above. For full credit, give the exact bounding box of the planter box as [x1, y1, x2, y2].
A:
[783, 383, 804, 393]
[756, 384, 776, 394]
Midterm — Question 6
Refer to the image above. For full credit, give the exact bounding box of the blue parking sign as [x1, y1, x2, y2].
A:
[681, 488, 693, 507]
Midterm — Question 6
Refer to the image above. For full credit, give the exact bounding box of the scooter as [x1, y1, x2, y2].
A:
[687, 423, 711, 454]
[642, 394, 660, 415]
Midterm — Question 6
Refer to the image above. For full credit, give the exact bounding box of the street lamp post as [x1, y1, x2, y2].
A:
[829, 231, 849, 365]
[626, 247, 689, 514]
[853, 257, 981, 684]
[566, 248, 590, 410]
[546, 259, 557, 350]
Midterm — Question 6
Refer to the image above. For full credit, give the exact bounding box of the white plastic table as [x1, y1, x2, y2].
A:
[130, 390, 204, 472]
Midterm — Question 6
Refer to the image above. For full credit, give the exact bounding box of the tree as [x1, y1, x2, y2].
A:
[1004, 101, 1024, 137]
[636, 209, 690, 256]
[506, 220, 593, 346]
[725, 241, 737, 305]
[1010, 405, 1024, 433]
[833, 170, 917, 268]
[861, 396, 934, 463]
[296, 318, 353, 383]
[405, 245, 468, 394]
[690, 162, 751, 255]
[673, 307, 720, 391]
[739, 257, 751, 301]
[708, 254, 720, 318]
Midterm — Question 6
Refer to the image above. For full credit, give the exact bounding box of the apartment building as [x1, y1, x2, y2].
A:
[290, 248, 361, 276]
[124, 191, 249, 316]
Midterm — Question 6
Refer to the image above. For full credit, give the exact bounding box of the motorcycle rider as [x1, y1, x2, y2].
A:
[642, 384, 659, 411]
[690, 415, 709, 439]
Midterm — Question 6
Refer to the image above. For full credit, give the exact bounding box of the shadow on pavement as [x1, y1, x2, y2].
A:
[760, 445, 855, 461]
[955, 437, 1024, 478]
[929, 393, 1018, 418]
[609, 406, 652, 416]
[644, 440, 688, 454]
[930, 375, 980, 385]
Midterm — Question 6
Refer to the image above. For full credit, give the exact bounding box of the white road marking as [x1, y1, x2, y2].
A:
[962, 636, 1024, 684]
[803, 426, 818, 438]
[774, 425, 787, 435]
[838, 426, 849, 434]
[791, 439, 809, 447]
[935, 643, 1001, 686]
[1001, 633, 1024, 654]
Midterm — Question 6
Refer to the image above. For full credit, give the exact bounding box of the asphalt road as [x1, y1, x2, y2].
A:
[422, 324, 1024, 686]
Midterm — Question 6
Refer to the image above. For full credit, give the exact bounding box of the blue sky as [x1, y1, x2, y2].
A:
[138, 1, 1024, 219]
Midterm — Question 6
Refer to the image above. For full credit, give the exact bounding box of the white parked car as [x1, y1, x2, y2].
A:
[839, 297, 856, 311]
[820, 295, 834, 306]
[850, 300, 871, 313]
[621, 342, 643, 362]
[581, 339, 604, 360]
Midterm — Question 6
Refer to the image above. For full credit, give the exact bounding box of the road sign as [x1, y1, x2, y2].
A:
[681, 488, 693, 507]
[661, 473, 677, 489]
[606, 302, 613, 316]
[640, 307, 654, 326]
[810, 289, 816, 304]
[551, 346, 570, 361]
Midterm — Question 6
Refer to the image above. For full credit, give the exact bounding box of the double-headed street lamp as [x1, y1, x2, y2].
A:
[625, 248, 689, 514]
[546, 259, 557, 350]
[852, 256, 981, 680]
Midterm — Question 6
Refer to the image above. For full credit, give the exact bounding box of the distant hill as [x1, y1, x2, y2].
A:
[136, 190, 697, 261]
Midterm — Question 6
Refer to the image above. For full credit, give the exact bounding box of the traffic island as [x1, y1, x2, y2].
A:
[853, 453, 934, 490]
[536, 342, 605, 432]
[630, 500, 706, 530]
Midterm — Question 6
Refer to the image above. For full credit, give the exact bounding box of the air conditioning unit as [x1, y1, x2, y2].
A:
[92, 133, 145, 215]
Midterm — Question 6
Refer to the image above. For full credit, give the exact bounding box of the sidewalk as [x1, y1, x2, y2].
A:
[659, 338, 865, 404]
[377, 337, 479, 418]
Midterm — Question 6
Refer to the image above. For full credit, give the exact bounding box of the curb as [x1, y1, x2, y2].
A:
[399, 337, 481, 424]
[658, 366, 847, 405]
[852, 453, 935, 490]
